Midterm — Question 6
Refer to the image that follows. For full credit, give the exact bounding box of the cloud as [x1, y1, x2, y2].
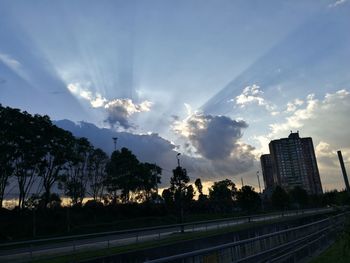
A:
[67, 82, 152, 129]
[175, 113, 248, 160]
[67, 83, 107, 108]
[329, 0, 347, 8]
[104, 99, 152, 129]
[316, 141, 336, 159]
[286, 98, 304, 112]
[232, 84, 276, 113]
[270, 94, 317, 135]
[173, 111, 256, 178]
[0, 53, 21, 71]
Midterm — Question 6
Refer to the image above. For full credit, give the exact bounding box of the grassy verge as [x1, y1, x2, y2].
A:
[311, 222, 350, 263]
[30, 213, 326, 263]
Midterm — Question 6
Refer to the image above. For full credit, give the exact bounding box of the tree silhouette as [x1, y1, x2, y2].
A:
[87, 148, 108, 201]
[0, 105, 16, 208]
[183, 184, 195, 203]
[105, 147, 140, 204]
[236, 185, 261, 212]
[209, 179, 236, 202]
[195, 178, 203, 195]
[271, 186, 290, 210]
[162, 188, 174, 207]
[62, 137, 92, 206]
[169, 165, 191, 229]
[289, 186, 308, 209]
[136, 163, 161, 202]
[209, 179, 237, 212]
[170, 166, 190, 202]
[13, 112, 48, 209]
[38, 122, 74, 207]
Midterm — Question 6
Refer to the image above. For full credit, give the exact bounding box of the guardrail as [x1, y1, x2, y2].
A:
[144, 212, 349, 263]
[0, 207, 337, 263]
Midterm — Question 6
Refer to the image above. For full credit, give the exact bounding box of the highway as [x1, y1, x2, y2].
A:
[0, 207, 334, 263]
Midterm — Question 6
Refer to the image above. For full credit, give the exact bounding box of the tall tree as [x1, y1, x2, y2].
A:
[209, 179, 237, 212]
[0, 105, 16, 208]
[63, 137, 92, 206]
[169, 165, 191, 228]
[195, 178, 207, 201]
[209, 179, 237, 202]
[105, 147, 140, 203]
[271, 186, 290, 210]
[195, 178, 203, 196]
[87, 148, 109, 201]
[38, 120, 74, 207]
[12, 112, 47, 209]
[236, 185, 261, 212]
[170, 166, 190, 203]
[136, 163, 162, 202]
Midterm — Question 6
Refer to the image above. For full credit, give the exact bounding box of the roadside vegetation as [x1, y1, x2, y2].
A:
[312, 217, 350, 263]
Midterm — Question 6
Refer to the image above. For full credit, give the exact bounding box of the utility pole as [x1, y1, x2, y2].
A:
[112, 137, 118, 151]
[337, 150, 350, 193]
[241, 177, 244, 188]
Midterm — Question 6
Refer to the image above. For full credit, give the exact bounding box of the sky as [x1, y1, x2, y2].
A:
[0, 0, 350, 193]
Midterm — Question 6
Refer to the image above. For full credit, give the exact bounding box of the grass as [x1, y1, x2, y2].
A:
[311, 223, 350, 263]
[29, 213, 325, 263]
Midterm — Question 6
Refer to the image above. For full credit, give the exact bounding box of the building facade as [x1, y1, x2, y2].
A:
[260, 132, 322, 195]
[260, 154, 274, 190]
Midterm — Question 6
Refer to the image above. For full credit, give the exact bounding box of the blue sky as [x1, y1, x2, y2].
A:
[1, 0, 350, 191]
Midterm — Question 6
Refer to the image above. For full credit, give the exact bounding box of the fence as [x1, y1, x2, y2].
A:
[0, 207, 337, 263]
[144, 212, 349, 263]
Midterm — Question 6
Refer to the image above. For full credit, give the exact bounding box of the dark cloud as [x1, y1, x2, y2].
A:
[172, 113, 256, 180]
[54, 120, 178, 186]
[105, 103, 133, 129]
[104, 99, 152, 130]
[55, 117, 256, 185]
[186, 114, 248, 160]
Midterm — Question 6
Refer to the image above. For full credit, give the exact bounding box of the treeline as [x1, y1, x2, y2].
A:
[0, 104, 161, 209]
[0, 104, 262, 213]
[1, 104, 349, 214]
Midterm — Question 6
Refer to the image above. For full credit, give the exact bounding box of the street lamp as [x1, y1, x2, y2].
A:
[176, 153, 181, 167]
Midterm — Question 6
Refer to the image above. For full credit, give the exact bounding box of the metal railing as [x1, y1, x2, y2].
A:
[143, 212, 348, 263]
[0, 207, 336, 263]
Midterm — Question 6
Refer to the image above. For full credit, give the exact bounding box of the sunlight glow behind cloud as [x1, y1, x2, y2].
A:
[67, 82, 152, 129]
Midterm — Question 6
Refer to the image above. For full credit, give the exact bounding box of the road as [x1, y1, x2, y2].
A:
[0, 207, 334, 263]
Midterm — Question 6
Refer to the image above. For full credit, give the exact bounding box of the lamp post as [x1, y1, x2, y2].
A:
[176, 153, 181, 167]
[112, 137, 118, 152]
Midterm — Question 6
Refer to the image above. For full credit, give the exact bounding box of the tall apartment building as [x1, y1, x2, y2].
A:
[260, 132, 323, 195]
[260, 154, 274, 190]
